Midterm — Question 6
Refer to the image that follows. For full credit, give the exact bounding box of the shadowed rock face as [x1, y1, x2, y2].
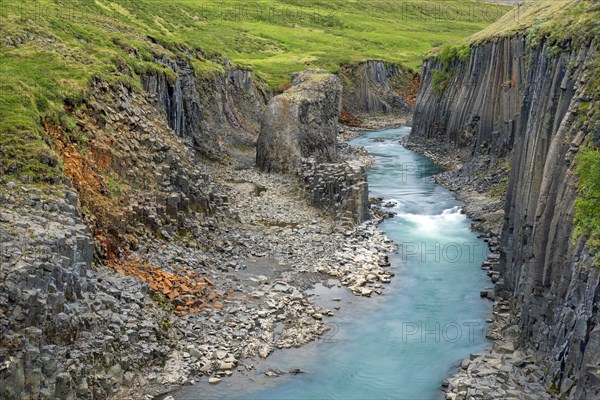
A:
[142, 59, 269, 160]
[341, 61, 411, 115]
[411, 35, 600, 398]
[256, 69, 342, 173]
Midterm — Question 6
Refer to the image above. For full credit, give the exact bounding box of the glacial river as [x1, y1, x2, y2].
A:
[174, 127, 491, 400]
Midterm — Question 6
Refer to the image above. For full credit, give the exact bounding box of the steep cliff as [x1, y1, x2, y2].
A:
[340, 61, 413, 115]
[410, 2, 600, 398]
[141, 59, 269, 159]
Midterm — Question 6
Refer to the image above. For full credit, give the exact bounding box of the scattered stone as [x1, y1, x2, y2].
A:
[496, 342, 515, 354]
[264, 369, 282, 378]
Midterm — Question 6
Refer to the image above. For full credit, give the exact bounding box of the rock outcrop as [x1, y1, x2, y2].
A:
[142, 59, 269, 159]
[302, 158, 370, 224]
[256, 69, 342, 173]
[256, 69, 371, 224]
[340, 61, 412, 115]
[410, 28, 600, 400]
[45, 79, 233, 258]
[0, 185, 173, 400]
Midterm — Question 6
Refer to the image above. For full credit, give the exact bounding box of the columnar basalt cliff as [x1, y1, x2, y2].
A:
[340, 61, 413, 115]
[1, 61, 261, 399]
[411, 26, 599, 400]
[141, 59, 269, 159]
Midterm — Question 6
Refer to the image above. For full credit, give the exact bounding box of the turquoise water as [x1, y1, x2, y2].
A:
[174, 127, 491, 400]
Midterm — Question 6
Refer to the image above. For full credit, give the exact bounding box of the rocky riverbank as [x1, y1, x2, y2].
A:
[405, 5, 600, 394]
[130, 155, 397, 398]
[402, 136, 554, 400]
[0, 141, 397, 400]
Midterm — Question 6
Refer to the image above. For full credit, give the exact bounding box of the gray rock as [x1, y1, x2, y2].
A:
[256, 69, 342, 173]
[341, 61, 410, 114]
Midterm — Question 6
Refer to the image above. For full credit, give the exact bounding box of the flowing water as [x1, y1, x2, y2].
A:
[174, 127, 491, 400]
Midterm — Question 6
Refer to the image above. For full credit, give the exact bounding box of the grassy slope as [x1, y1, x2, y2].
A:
[94, 0, 511, 84]
[0, 0, 511, 180]
[470, 0, 598, 45]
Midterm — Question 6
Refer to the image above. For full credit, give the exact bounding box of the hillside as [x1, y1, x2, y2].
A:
[0, 0, 511, 181]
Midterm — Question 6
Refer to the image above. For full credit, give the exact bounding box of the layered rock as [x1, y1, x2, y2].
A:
[411, 32, 600, 399]
[256, 69, 342, 173]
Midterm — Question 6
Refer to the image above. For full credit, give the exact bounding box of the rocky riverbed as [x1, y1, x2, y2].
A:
[0, 135, 398, 400]
[135, 155, 397, 398]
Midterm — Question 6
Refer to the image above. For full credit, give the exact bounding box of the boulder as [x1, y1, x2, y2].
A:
[256, 69, 342, 173]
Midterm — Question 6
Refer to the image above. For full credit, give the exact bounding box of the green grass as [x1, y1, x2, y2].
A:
[430, 43, 471, 93]
[470, 0, 599, 46]
[0, 0, 510, 181]
[575, 145, 600, 263]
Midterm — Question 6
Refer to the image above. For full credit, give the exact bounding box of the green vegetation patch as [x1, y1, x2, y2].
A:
[471, 0, 599, 47]
[430, 43, 471, 93]
[574, 145, 600, 263]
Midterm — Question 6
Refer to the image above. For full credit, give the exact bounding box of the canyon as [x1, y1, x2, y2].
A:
[1, 1, 599, 400]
